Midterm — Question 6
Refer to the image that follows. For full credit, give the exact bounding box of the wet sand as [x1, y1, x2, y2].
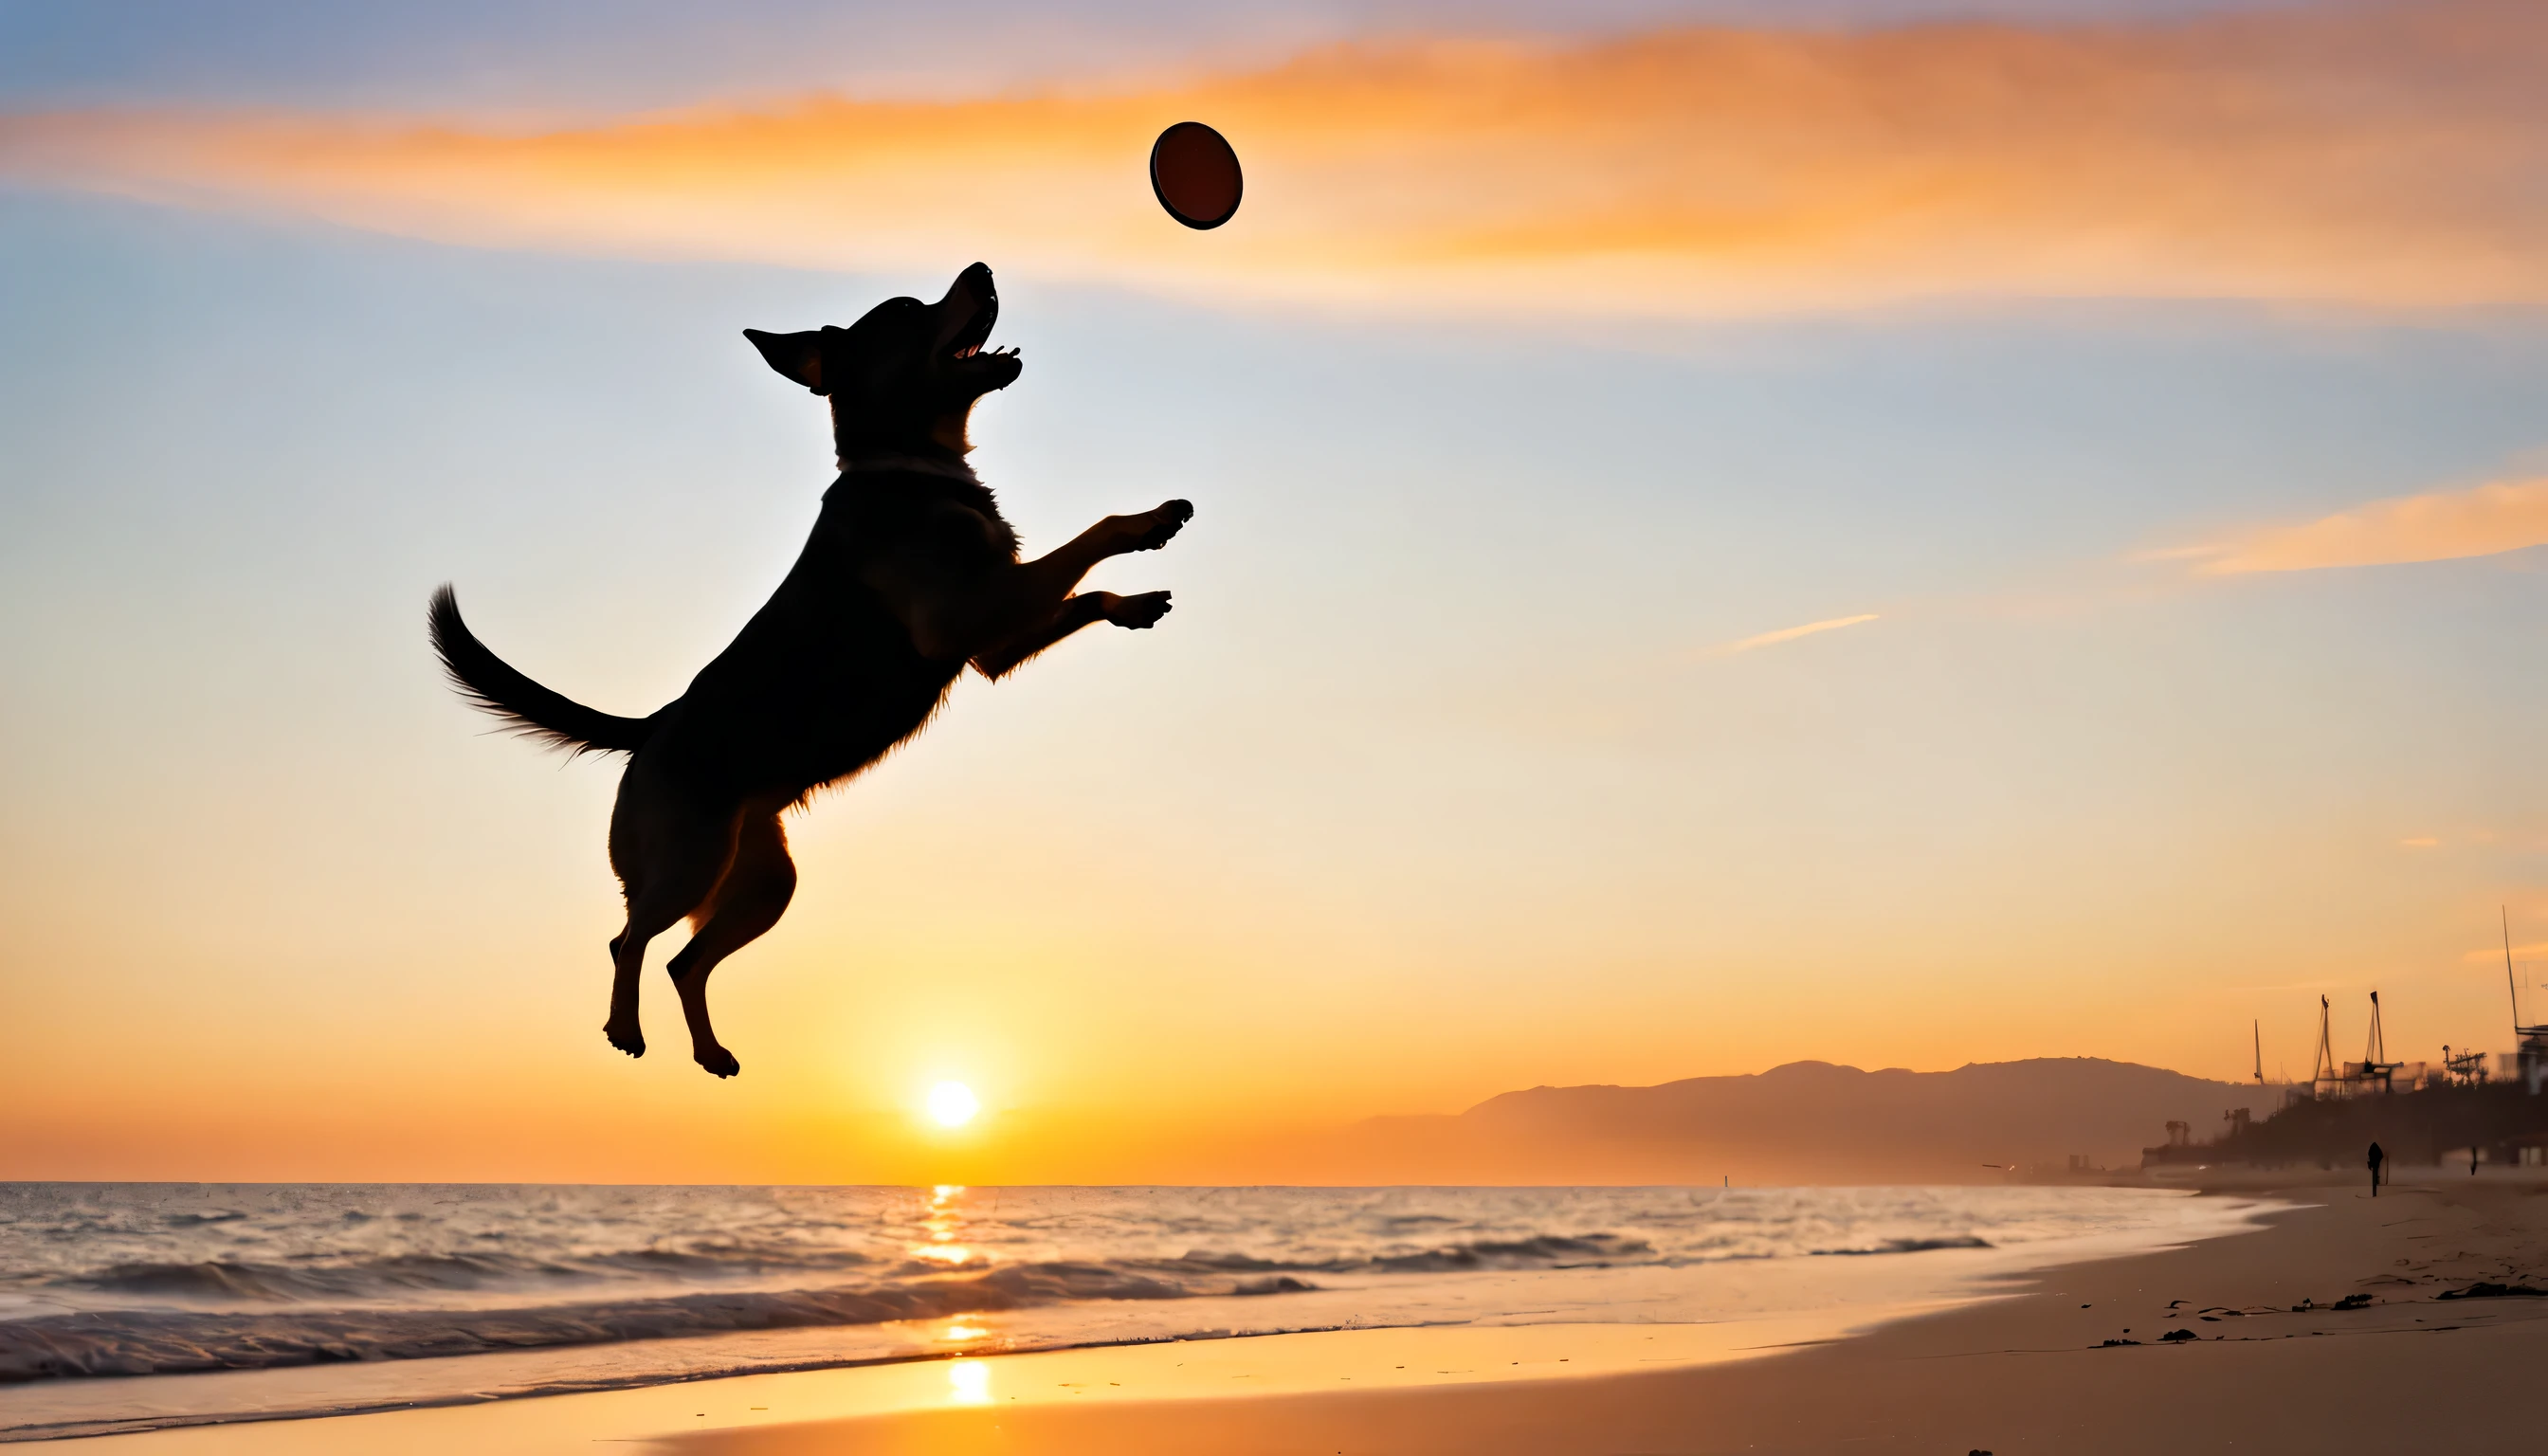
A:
[58, 1174, 2548, 1454]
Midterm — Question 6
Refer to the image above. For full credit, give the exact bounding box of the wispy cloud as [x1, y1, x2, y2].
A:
[2221, 979, 2356, 993]
[1719, 613, 1880, 656]
[1, 1, 2543, 314]
[2163, 478, 2548, 574]
[2464, 942, 2548, 966]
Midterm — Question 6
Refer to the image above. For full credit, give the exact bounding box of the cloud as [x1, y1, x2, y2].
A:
[1720, 613, 1880, 655]
[2, 1, 2544, 314]
[2464, 942, 2548, 966]
[2399, 836, 2440, 848]
[2170, 478, 2548, 574]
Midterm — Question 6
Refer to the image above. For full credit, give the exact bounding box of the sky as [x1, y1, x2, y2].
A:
[5, 0, 2548, 1183]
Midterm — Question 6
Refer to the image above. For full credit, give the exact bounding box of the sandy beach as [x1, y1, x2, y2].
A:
[45, 1173, 2547, 1454]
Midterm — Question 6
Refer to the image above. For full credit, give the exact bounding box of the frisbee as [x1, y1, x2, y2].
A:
[1150, 121, 1243, 229]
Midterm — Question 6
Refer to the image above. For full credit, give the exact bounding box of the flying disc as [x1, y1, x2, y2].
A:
[1150, 121, 1243, 229]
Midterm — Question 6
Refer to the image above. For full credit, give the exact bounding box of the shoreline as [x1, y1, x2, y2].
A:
[1, 1185, 2261, 1444]
[649, 1174, 2548, 1456]
[13, 1187, 2254, 1451]
[32, 1174, 2548, 1452]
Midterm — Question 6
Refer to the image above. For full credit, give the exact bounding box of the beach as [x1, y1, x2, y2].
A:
[33, 1173, 2548, 1453]
[0, 1183, 2238, 1441]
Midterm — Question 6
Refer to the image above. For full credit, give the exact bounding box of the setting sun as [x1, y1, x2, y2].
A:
[927, 1082, 980, 1128]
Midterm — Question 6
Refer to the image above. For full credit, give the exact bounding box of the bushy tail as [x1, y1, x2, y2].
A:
[428, 585, 658, 756]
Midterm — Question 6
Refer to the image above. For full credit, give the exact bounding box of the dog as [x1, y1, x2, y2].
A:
[428, 262, 1192, 1078]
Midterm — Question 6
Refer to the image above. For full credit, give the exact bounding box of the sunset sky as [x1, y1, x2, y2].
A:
[5, 0, 2548, 1184]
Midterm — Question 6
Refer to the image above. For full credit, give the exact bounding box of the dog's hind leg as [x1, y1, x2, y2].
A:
[664, 811, 795, 1080]
[604, 906, 678, 1059]
[604, 775, 743, 1060]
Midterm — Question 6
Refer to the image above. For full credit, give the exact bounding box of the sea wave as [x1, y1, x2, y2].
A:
[1366, 1232, 1655, 1272]
[1141, 1232, 1656, 1279]
[15, 1232, 1670, 1327]
[1811, 1235, 1993, 1256]
[0, 1181, 2234, 1409]
[53, 1244, 882, 1306]
[0, 1227, 1996, 1383]
[0, 1261, 1222, 1381]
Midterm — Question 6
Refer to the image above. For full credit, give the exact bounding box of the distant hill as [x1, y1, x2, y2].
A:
[1304, 1059, 2280, 1185]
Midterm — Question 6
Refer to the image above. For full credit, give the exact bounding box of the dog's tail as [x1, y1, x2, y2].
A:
[428, 585, 659, 757]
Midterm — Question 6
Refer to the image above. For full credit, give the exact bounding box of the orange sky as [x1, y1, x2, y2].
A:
[6, 1, 2546, 314]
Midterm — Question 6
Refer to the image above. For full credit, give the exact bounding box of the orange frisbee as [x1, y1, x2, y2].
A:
[1150, 121, 1243, 229]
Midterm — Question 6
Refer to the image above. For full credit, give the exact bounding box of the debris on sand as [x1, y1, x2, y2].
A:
[2436, 1282, 2548, 1301]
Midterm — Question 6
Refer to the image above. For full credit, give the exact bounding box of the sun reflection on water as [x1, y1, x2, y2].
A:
[946, 1358, 992, 1406]
[911, 1183, 975, 1265]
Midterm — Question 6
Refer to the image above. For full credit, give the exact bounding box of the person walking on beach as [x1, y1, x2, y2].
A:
[2367, 1140, 2385, 1196]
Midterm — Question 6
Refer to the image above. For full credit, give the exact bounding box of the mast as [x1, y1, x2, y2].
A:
[2312, 994, 2339, 1095]
[2366, 991, 2397, 1092]
[2253, 1020, 2263, 1083]
[2507, 906, 2524, 1037]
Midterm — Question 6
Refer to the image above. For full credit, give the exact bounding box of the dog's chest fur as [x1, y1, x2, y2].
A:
[823, 466, 1019, 564]
[657, 466, 1016, 799]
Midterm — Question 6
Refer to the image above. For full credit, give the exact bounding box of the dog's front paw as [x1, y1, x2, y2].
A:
[1108, 591, 1174, 628]
[694, 1044, 740, 1079]
[1127, 500, 1192, 552]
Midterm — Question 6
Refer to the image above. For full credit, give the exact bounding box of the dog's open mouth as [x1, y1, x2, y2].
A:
[950, 328, 1019, 383]
[949, 324, 1015, 366]
[940, 263, 1018, 372]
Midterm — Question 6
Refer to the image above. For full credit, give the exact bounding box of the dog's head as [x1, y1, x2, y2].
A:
[744, 262, 1023, 463]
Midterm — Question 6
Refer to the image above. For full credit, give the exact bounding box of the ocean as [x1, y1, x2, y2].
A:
[0, 1182, 2273, 1442]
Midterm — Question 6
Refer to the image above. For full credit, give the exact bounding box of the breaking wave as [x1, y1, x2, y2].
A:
[0, 1181, 2263, 1439]
[1811, 1235, 1993, 1256]
[0, 1232, 1685, 1381]
[1, 1261, 1202, 1381]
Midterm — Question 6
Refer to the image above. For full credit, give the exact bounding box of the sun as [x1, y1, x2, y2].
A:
[927, 1081, 980, 1128]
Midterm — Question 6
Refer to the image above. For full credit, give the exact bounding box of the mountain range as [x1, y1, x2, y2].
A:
[1284, 1058, 2281, 1184]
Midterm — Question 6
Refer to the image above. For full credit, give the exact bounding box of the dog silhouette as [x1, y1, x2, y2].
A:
[431, 263, 1191, 1077]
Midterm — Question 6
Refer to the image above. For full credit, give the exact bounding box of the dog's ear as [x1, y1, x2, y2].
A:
[743, 328, 828, 394]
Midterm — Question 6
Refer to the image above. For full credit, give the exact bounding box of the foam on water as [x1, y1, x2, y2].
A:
[0, 1183, 2276, 1441]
